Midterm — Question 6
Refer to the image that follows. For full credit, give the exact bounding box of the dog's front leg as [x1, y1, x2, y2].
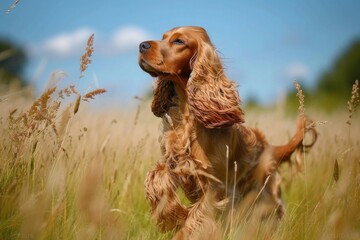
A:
[173, 190, 221, 240]
[144, 162, 188, 232]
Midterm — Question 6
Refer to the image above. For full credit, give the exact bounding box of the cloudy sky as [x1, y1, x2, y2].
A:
[1, 0, 359, 106]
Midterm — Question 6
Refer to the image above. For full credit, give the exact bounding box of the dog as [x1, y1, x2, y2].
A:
[138, 26, 317, 239]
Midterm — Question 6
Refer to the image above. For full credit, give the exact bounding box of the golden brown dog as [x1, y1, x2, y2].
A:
[138, 26, 316, 239]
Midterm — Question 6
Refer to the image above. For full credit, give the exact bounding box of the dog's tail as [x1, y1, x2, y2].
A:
[273, 115, 317, 171]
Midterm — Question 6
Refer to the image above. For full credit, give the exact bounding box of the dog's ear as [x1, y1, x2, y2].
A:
[151, 79, 176, 117]
[187, 42, 244, 128]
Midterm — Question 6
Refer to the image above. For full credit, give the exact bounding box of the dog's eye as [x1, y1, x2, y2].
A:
[173, 38, 185, 45]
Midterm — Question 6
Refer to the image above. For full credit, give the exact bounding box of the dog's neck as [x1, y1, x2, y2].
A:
[173, 82, 187, 107]
[171, 75, 188, 91]
[172, 78, 198, 126]
[162, 78, 213, 172]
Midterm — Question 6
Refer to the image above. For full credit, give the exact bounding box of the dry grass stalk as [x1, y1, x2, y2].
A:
[80, 34, 94, 78]
[47, 71, 67, 89]
[58, 89, 64, 99]
[5, 0, 20, 14]
[333, 148, 351, 184]
[9, 86, 60, 145]
[230, 161, 238, 234]
[58, 103, 72, 137]
[293, 79, 310, 223]
[294, 80, 305, 116]
[74, 95, 81, 114]
[39, 87, 57, 112]
[0, 30, 113, 240]
[134, 96, 145, 101]
[305, 120, 328, 130]
[225, 145, 229, 198]
[333, 159, 339, 182]
[82, 89, 107, 102]
[132, 105, 141, 126]
[70, 85, 79, 95]
[346, 80, 359, 126]
[63, 87, 72, 97]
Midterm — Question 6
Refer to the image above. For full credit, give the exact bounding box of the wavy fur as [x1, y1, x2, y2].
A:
[187, 41, 244, 128]
[139, 26, 317, 238]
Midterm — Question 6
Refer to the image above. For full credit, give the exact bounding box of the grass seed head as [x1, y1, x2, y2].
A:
[80, 34, 94, 78]
[346, 80, 360, 125]
[82, 88, 107, 102]
[294, 80, 305, 116]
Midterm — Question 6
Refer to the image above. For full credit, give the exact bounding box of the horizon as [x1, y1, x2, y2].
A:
[1, 0, 360, 106]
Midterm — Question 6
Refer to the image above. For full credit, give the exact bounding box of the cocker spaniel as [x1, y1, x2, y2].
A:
[138, 26, 317, 239]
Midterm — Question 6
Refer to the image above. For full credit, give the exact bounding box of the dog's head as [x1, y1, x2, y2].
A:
[139, 26, 244, 128]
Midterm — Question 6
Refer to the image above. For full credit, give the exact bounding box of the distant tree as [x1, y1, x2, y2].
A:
[285, 38, 360, 112]
[243, 95, 262, 110]
[0, 39, 27, 86]
[314, 39, 360, 111]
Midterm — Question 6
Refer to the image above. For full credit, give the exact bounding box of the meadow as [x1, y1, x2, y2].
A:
[0, 38, 359, 239]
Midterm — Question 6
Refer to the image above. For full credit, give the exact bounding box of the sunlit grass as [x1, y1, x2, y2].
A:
[1, 35, 359, 238]
[1, 87, 359, 239]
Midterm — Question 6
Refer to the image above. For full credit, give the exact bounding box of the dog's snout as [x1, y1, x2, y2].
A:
[139, 41, 151, 53]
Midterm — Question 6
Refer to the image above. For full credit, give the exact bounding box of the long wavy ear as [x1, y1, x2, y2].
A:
[187, 41, 245, 128]
[151, 79, 176, 117]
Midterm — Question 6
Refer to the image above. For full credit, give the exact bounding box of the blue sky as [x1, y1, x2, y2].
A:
[1, 0, 360, 106]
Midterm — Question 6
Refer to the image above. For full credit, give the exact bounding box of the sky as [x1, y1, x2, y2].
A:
[1, 0, 360, 107]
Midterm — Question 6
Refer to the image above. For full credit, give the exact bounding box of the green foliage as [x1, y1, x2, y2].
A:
[314, 39, 360, 111]
[285, 39, 360, 112]
[0, 39, 27, 86]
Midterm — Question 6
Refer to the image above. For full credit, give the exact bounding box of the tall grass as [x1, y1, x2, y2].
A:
[0, 37, 359, 239]
[1, 89, 359, 239]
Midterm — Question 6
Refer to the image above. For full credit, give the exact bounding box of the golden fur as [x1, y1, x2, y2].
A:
[139, 26, 317, 239]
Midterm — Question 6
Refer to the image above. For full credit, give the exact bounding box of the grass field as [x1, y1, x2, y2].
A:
[0, 81, 359, 240]
[1, 37, 359, 239]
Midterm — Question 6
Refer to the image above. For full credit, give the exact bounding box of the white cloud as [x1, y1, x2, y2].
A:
[40, 28, 95, 58]
[111, 26, 150, 52]
[284, 63, 309, 80]
[29, 26, 150, 58]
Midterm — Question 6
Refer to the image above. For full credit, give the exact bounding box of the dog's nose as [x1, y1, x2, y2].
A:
[139, 41, 151, 53]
